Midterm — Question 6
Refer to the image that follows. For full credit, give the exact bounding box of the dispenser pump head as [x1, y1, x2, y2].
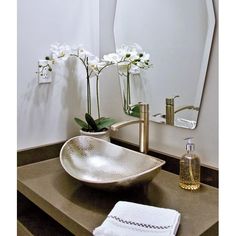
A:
[184, 137, 195, 152]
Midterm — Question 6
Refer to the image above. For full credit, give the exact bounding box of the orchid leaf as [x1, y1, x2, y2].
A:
[74, 118, 89, 130]
[95, 117, 116, 131]
[74, 115, 116, 132]
[130, 104, 140, 118]
[85, 113, 98, 132]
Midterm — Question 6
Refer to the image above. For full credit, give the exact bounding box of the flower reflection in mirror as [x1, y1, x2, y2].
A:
[103, 43, 152, 116]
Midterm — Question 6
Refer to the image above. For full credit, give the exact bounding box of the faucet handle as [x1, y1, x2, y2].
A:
[128, 102, 147, 107]
[166, 95, 180, 105]
[140, 103, 149, 113]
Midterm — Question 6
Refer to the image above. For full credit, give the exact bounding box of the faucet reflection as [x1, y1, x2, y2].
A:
[174, 105, 199, 114]
[164, 96, 199, 126]
[111, 103, 149, 154]
[165, 95, 179, 125]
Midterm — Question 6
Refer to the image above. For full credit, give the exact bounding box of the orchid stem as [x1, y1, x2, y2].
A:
[86, 57, 91, 115]
[96, 75, 100, 119]
[126, 70, 131, 113]
[87, 76, 91, 115]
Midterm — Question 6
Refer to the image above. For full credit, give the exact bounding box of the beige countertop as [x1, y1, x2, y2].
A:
[17, 158, 218, 236]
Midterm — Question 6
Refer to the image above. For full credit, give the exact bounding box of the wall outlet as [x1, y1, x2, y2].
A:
[38, 60, 52, 84]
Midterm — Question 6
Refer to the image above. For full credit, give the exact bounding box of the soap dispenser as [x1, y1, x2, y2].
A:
[179, 137, 200, 190]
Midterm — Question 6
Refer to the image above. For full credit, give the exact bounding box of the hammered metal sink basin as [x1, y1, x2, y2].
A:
[60, 136, 165, 190]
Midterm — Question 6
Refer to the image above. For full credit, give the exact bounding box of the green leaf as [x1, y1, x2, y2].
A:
[74, 117, 88, 129]
[130, 111, 140, 118]
[85, 113, 98, 132]
[130, 104, 140, 118]
[131, 104, 140, 113]
[96, 117, 116, 131]
[75, 115, 116, 132]
[95, 117, 107, 124]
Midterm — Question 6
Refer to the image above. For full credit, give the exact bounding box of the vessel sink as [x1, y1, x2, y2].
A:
[60, 136, 165, 190]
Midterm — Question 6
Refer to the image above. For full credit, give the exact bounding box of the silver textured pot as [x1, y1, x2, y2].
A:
[80, 129, 110, 142]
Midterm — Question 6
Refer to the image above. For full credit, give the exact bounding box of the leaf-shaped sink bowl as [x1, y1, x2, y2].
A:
[60, 136, 165, 190]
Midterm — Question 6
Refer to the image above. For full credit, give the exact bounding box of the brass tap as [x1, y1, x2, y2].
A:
[165, 95, 199, 126]
[111, 103, 149, 154]
[165, 95, 179, 125]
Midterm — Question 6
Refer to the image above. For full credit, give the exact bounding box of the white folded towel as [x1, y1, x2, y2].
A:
[93, 201, 181, 236]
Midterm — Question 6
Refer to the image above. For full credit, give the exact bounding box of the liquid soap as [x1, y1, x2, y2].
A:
[179, 138, 200, 190]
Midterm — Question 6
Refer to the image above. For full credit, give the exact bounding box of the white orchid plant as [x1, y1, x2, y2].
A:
[38, 42, 151, 131]
[39, 42, 116, 132]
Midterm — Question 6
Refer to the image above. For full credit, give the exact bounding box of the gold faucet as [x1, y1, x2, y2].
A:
[111, 103, 149, 154]
[165, 95, 199, 126]
[165, 95, 179, 125]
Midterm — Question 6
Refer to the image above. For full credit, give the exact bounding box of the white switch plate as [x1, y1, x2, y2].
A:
[38, 60, 52, 84]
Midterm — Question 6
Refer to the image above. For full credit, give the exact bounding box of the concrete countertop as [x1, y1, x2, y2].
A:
[17, 158, 218, 236]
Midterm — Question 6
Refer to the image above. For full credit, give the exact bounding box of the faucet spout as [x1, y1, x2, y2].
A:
[111, 120, 140, 131]
[174, 105, 199, 114]
[111, 103, 149, 154]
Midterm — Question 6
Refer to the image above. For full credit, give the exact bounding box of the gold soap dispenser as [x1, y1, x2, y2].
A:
[179, 137, 200, 190]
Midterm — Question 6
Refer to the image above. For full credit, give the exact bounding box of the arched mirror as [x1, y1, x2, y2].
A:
[114, 0, 215, 129]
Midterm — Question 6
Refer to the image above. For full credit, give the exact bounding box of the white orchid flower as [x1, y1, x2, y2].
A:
[116, 45, 130, 58]
[136, 61, 147, 68]
[116, 44, 149, 63]
[116, 48, 127, 57]
[129, 64, 141, 74]
[98, 61, 107, 67]
[129, 51, 139, 61]
[115, 43, 151, 76]
[96, 61, 108, 70]
[77, 46, 94, 61]
[103, 53, 122, 63]
[50, 42, 71, 61]
[131, 43, 143, 53]
[140, 52, 150, 62]
[87, 57, 99, 74]
[70, 45, 80, 56]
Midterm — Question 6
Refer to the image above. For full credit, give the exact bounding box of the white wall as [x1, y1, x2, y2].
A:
[99, 0, 218, 168]
[17, 0, 99, 149]
[18, 0, 218, 169]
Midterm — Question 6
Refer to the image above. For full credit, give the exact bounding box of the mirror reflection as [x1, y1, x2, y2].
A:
[114, 0, 215, 129]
